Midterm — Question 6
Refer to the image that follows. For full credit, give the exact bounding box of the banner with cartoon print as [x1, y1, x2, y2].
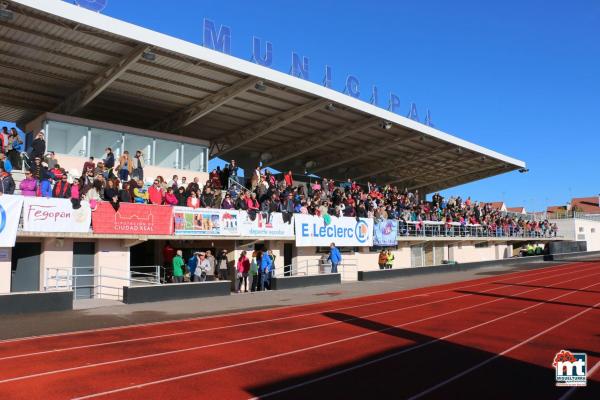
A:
[373, 219, 398, 246]
[173, 207, 238, 235]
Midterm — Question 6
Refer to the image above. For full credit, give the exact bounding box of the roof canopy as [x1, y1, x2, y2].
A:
[0, 0, 526, 192]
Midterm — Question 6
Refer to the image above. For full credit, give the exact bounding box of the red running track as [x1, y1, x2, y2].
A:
[0, 261, 599, 400]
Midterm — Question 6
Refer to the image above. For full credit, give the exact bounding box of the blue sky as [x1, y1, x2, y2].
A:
[13, 0, 600, 211]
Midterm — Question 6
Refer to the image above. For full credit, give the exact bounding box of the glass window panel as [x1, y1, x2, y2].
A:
[47, 121, 87, 157]
[155, 139, 180, 169]
[183, 144, 207, 172]
[123, 133, 153, 165]
[90, 128, 122, 160]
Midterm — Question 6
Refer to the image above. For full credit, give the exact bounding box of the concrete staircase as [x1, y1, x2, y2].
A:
[11, 170, 25, 195]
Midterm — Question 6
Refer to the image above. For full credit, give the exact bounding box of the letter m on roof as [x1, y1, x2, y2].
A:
[203, 19, 231, 54]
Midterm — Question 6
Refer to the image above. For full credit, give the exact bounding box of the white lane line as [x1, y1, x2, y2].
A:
[0, 262, 592, 384]
[1, 261, 589, 361]
[68, 273, 600, 399]
[558, 361, 600, 400]
[0, 260, 582, 346]
[248, 278, 600, 400]
[408, 301, 600, 399]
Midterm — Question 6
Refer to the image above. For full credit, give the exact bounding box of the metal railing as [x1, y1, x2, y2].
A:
[547, 211, 600, 222]
[396, 221, 559, 239]
[227, 177, 251, 197]
[45, 265, 162, 301]
[130, 265, 166, 284]
[273, 258, 358, 281]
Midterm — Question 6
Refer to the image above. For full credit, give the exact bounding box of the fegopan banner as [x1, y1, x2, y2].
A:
[373, 219, 398, 246]
[173, 207, 238, 235]
[238, 210, 294, 238]
[22, 197, 91, 233]
[91, 202, 174, 235]
[294, 214, 373, 247]
[0, 194, 24, 247]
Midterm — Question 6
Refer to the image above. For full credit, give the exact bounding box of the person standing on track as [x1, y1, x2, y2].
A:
[188, 252, 200, 282]
[328, 242, 342, 274]
[217, 250, 229, 280]
[250, 252, 259, 292]
[260, 249, 273, 290]
[378, 250, 387, 269]
[172, 250, 185, 283]
[194, 252, 210, 282]
[386, 249, 395, 269]
[236, 251, 250, 293]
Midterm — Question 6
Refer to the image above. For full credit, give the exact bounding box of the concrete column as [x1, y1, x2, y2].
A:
[40, 238, 74, 291]
[266, 240, 284, 272]
[0, 248, 11, 294]
[96, 239, 130, 299]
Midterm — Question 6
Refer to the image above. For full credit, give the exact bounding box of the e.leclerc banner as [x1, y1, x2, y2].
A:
[294, 214, 373, 247]
[373, 219, 398, 247]
[238, 210, 294, 238]
[0, 194, 23, 247]
[92, 202, 174, 235]
[22, 197, 91, 233]
[173, 207, 238, 235]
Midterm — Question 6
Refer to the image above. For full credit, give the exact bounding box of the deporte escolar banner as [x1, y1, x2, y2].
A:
[294, 214, 373, 247]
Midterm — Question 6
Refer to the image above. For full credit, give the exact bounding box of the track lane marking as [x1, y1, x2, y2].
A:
[0, 260, 582, 345]
[66, 270, 600, 399]
[558, 360, 600, 400]
[5, 267, 592, 384]
[0, 261, 590, 361]
[408, 301, 600, 399]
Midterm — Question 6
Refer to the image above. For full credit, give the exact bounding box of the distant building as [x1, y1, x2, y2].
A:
[507, 206, 526, 214]
[486, 202, 507, 212]
[547, 196, 600, 215]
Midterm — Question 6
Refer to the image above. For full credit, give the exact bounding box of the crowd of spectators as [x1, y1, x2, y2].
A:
[0, 130, 558, 238]
[164, 243, 275, 290]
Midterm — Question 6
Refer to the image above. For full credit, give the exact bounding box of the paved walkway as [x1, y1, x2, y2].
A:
[0, 258, 586, 340]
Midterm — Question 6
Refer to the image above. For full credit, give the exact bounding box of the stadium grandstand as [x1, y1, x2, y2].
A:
[0, 0, 595, 302]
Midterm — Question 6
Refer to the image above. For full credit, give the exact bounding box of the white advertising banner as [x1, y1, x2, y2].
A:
[0, 195, 24, 247]
[294, 214, 373, 247]
[173, 207, 238, 236]
[22, 197, 91, 233]
[238, 211, 294, 238]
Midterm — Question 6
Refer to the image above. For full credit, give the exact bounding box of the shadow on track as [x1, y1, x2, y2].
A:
[245, 312, 599, 399]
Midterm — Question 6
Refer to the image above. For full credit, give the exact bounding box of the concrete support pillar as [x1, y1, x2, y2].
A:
[40, 238, 74, 291]
[0, 248, 12, 294]
[96, 239, 130, 299]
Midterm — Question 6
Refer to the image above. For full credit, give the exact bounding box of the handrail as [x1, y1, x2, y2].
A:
[395, 221, 560, 239]
[228, 176, 251, 193]
[45, 266, 162, 301]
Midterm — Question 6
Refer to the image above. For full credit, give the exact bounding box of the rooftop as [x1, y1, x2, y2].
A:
[1, 0, 525, 191]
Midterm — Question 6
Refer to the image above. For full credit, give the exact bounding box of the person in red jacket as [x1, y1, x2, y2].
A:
[52, 175, 71, 198]
[284, 170, 293, 188]
[164, 187, 178, 205]
[148, 179, 165, 205]
[236, 250, 250, 293]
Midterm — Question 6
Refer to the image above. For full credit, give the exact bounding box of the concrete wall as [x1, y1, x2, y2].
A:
[0, 248, 11, 294]
[55, 154, 208, 186]
[551, 218, 600, 251]
[0, 290, 73, 314]
[96, 239, 130, 299]
[41, 238, 74, 291]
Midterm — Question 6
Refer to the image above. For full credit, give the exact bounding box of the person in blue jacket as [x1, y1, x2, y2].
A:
[188, 252, 199, 282]
[328, 242, 342, 273]
[260, 249, 273, 290]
